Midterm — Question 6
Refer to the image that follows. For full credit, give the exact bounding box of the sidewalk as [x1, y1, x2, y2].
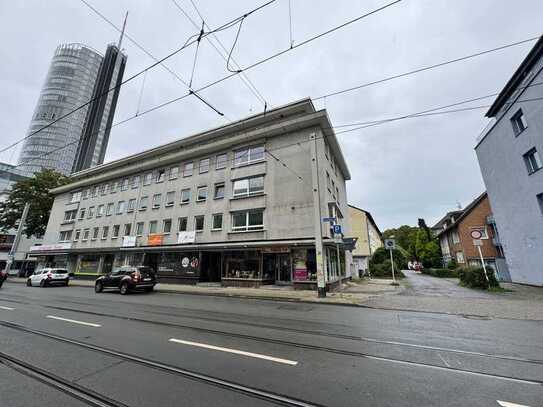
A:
[5, 277, 403, 306]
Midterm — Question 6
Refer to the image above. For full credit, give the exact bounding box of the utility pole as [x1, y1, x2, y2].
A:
[310, 133, 326, 298]
[4, 202, 30, 275]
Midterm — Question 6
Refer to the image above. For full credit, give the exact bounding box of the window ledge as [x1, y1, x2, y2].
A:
[528, 167, 542, 176]
[180, 202, 190, 206]
[227, 229, 266, 235]
[165, 204, 174, 208]
[196, 200, 207, 203]
[514, 127, 527, 137]
[211, 228, 222, 232]
[61, 220, 75, 225]
[230, 193, 266, 201]
[232, 159, 266, 170]
[139, 208, 147, 211]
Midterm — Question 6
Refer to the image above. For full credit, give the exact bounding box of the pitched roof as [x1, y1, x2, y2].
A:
[436, 192, 487, 237]
[348, 204, 383, 237]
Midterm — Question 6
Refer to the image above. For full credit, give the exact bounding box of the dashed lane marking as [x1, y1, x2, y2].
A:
[46, 315, 101, 328]
[0, 306, 15, 311]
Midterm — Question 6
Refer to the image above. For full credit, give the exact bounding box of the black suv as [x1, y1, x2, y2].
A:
[95, 266, 157, 295]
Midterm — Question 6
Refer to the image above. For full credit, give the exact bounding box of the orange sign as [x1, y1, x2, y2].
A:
[147, 233, 164, 246]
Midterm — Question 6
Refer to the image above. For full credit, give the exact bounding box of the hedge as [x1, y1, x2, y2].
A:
[458, 267, 499, 289]
[422, 268, 459, 278]
[369, 260, 405, 279]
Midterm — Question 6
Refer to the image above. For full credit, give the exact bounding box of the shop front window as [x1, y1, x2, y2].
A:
[223, 251, 262, 279]
[292, 248, 317, 281]
[77, 255, 101, 274]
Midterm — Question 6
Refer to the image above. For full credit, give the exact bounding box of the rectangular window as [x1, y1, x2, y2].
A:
[216, 153, 227, 169]
[112, 225, 120, 238]
[74, 229, 81, 241]
[511, 108, 528, 136]
[326, 172, 331, 191]
[121, 179, 129, 191]
[91, 186, 97, 198]
[195, 215, 204, 231]
[143, 173, 153, 186]
[456, 251, 465, 263]
[82, 229, 90, 241]
[103, 183, 109, 195]
[110, 182, 117, 194]
[452, 230, 460, 244]
[163, 219, 172, 234]
[127, 198, 136, 212]
[214, 183, 225, 199]
[169, 166, 179, 180]
[199, 158, 210, 173]
[149, 220, 158, 234]
[234, 145, 265, 167]
[537, 193, 543, 216]
[97, 184, 105, 195]
[96, 204, 104, 218]
[232, 176, 264, 197]
[92, 227, 99, 240]
[165, 191, 175, 206]
[78, 208, 86, 220]
[178, 217, 188, 232]
[523, 148, 542, 174]
[102, 226, 109, 239]
[124, 224, 131, 236]
[212, 213, 223, 230]
[70, 191, 82, 203]
[231, 209, 264, 231]
[106, 202, 114, 216]
[59, 230, 72, 242]
[82, 189, 88, 200]
[197, 186, 208, 202]
[139, 196, 149, 210]
[136, 222, 144, 236]
[131, 175, 140, 189]
[183, 162, 194, 177]
[63, 210, 77, 222]
[88, 206, 95, 219]
[152, 193, 162, 208]
[156, 169, 166, 183]
[180, 188, 191, 204]
[116, 201, 126, 215]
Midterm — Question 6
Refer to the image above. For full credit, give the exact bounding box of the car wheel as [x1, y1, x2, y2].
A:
[26, 279, 32, 287]
[40, 279, 47, 288]
[95, 281, 103, 293]
[119, 282, 129, 295]
[145, 286, 154, 293]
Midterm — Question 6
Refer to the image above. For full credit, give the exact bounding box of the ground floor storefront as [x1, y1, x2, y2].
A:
[32, 242, 350, 290]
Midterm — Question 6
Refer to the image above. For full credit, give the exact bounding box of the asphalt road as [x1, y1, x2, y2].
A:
[1, 282, 542, 407]
[401, 270, 494, 298]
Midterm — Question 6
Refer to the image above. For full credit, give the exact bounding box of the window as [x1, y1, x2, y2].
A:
[112, 225, 120, 239]
[231, 209, 264, 231]
[82, 189, 88, 200]
[214, 183, 225, 199]
[121, 179, 129, 191]
[163, 219, 172, 234]
[102, 226, 109, 239]
[96, 205, 104, 218]
[178, 217, 188, 232]
[103, 183, 109, 195]
[90, 186, 97, 198]
[124, 224, 131, 236]
[183, 162, 194, 177]
[63, 210, 77, 222]
[234, 145, 265, 166]
[79, 208, 86, 220]
[116, 201, 126, 215]
[197, 186, 208, 202]
[523, 148, 542, 174]
[326, 172, 331, 191]
[511, 109, 528, 136]
[139, 196, 149, 210]
[149, 220, 158, 234]
[92, 227, 99, 240]
[165, 191, 175, 206]
[180, 188, 191, 204]
[127, 198, 136, 212]
[232, 176, 264, 197]
[195, 216, 204, 231]
[59, 230, 72, 242]
[199, 158, 210, 173]
[136, 222, 144, 236]
[456, 251, 465, 263]
[169, 166, 179, 180]
[110, 182, 117, 194]
[156, 169, 166, 183]
[82, 229, 90, 241]
[451, 230, 460, 244]
[324, 142, 330, 159]
[212, 213, 223, 230]
[143, 173, 153, 186]
[74, 229, 81, 241]
[131, 175, 140, 189]
[88, 206, 95, 219]
[106, 202, 114, 216]
[216, 153, 227, 169]
[97, 184, 105, 195]
[70, 191, 81, 203]
[152, 193, 162, 208]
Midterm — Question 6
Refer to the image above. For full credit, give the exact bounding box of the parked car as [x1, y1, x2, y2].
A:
[94, 266, 156, 295]
[0, 269, 7, 288]
[27, 268, 70, 287]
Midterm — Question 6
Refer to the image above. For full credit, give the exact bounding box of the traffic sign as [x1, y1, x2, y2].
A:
[384, 239, 396, 250]
[332, 224, 342, 235]
[470, 230, 483, 239]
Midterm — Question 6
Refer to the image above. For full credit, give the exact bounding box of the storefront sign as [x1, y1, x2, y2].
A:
[262, 246, 290, 253]
[122, 236, 136, 247]
[147, 233, 164, 246]
[177, 231, 196, 244]
[30, 243, 71, 252]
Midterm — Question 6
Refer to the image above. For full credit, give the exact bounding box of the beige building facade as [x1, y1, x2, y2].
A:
[348, 205, 383, 277]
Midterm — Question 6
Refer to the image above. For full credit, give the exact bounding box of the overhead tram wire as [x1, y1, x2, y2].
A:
[0, 0, 277, 155]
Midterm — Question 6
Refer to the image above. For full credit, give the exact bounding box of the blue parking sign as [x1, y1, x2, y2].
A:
[333, 224, 342, 235]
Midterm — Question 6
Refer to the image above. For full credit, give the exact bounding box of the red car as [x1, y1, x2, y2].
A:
[0, 269, 7, 288]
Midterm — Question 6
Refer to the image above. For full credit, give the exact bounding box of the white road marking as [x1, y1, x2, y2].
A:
[46, 315, 101, 328]
[497, 401, 531, 407]
[169, 338, 298, 366]
[0, 306, 15, 311]
[437, 353, 451, 368]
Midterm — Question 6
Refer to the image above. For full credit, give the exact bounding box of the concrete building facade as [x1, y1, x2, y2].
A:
[475, 36, 543, 286]
[31, 99, 352, 290]
[348, 205, 383, 277]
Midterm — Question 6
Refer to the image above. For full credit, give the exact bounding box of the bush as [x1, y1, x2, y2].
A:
[370, 247, 408, 270]
[458, 267, 499, 289]
[446, 259, 458, 270]
[423, 268, 459, 278]
[369, 260, 405, 279]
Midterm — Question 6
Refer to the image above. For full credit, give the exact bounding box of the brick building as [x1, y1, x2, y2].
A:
[434, 192, 510, 281]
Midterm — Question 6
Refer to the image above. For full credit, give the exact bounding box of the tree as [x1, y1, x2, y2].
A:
[383, 221, 442, 267]
[0, 169, 70, 237]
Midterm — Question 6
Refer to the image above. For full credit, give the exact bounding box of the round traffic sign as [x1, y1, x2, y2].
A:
[470, 230, 482, 239]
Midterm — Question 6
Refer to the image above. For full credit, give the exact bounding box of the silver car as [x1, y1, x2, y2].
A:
[27, 268, 70, 287]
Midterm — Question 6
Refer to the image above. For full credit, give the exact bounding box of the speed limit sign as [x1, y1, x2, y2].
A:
[470, 230, 483, 239]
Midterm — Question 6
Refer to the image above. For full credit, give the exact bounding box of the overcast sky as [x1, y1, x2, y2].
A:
[1, 0, 541, 229]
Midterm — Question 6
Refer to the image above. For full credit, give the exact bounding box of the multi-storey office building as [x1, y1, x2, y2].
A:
[475, 36, 543, 286]
[31, 99, 352, 289]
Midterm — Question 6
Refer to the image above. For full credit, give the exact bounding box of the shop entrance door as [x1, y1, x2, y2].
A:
[276, 254, 291, 284]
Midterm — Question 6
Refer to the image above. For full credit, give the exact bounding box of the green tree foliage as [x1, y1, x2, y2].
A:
[0, 169, 70, 237]
[369, 247, 408, 270]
